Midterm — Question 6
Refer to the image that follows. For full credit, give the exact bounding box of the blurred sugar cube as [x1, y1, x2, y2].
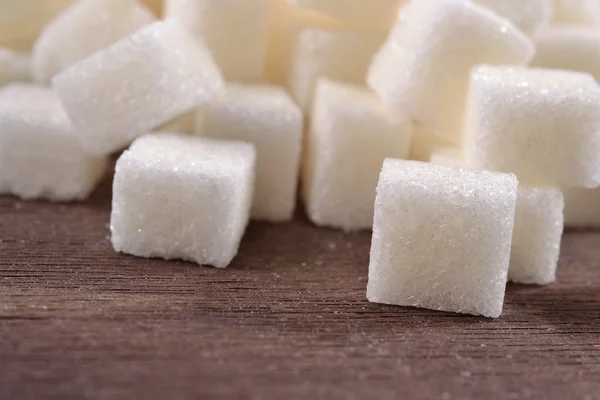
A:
[288, 0, 402, 29]
[464, 65, 600, 188]
[165, 0, 271, 82]
[202, 84, 303, 222]
[32, 0, 156, 85]
[474, 0, 554, 36]
[368, 0, 534, 142]
[303, 79, 412, 231]
[289, 27, 386, 112]
[52, 20, 224, 156]
[0, 84, 107, 201]
[0, 48, 31, 85]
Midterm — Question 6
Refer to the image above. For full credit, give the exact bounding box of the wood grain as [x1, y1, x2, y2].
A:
[1, 164, 599, 400]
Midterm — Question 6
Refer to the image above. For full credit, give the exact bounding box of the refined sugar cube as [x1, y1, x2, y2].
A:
[287, 0, 402, 29]
[165, 0, 271, 82]
[202, 84, 303, 222]
[509, 187, 564, 285]
[32, 0, 156, 85]
[0, 0, 73, 50]
[531, 27, 600, 81]
[429, 147, 466, 168]
[464, 65, 600, 188]
[0, 48, 31, 85]
[409, 124, 453, 162]
[367, 159, 518, 318]
[553, 0, 600, 26]
[289, 28, 386, 112]
[367, 0, 534, 142]
[473, 0, 554, 36]
[303, 79, 412, 231]
[265, 0, 344, 84]
[0, 84, 107, 201]
[52, 20, 224, 156]
[563, 188, 600, 227]
[111, 133, 256, 268]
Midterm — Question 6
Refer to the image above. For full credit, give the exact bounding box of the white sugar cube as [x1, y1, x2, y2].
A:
[531, 27, 600, 81]
[510, 187, 564, 285]
[0, 84, 107, 201]
[111, 133, 256, 268]
[289, 28, 386, 112]
[0, 48, 31, 85]
[368, 0, 534, 141]
[464, 66, 600, 188]
[165, 0, 271, 82]
[202, 84, 303, 222]
[32, 0, 156, 85]
[52, 20, 224, 156]
[429, 147, 466, 168]
[287, 0, 402, 29]
[553, 0, 600, 26]
[409, 124, 453, 162]
[265, 0, 345, 84]
[367, 159, 518, 318]
[303, 79, 412, 231]
[0, 0, 73, 50]
[563, 188, 600, 227]
[474, 0, 554, 36]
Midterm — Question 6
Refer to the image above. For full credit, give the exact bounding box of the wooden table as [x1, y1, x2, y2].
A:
[1, 164, 599, 400]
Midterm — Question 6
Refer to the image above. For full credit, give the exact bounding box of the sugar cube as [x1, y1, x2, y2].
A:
[52, 20, 224, 156]
[473, 0, 554, 36]
[409, 124, 453, 162]
[0, 48, 31, 85]
[531, 27, 600, 81]
[367, 159, 518, 318]
[509, 187, 564, 285]
[289, 27, 386, 112]
[303, 79, 412, 231]
[32, 0, 156, 85]
[0, 0, 73, 51]
[0, 84, 107, 201]
[464, 65, 600, 188]
[563, 187, 600, 227]
[164, 0, 271, 82]
[287, 0, 402, 29]
[367, 0, 534, 142]
[429, 147, 466, 168]
[265, 0, 345, 84]
[553, 0, 600, 26]
[202, 84, 303, 222]
[111, 133, 256, 268]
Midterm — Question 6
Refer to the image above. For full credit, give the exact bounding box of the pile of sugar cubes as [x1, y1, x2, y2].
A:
[2, 0, 600, 318]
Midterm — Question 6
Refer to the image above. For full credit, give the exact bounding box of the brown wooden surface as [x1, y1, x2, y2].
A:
[1, 163, 600, 400]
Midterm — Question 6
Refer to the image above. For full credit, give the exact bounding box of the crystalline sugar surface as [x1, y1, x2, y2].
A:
[367, 159, 518, 318]
[303, 78, 412, 231]
[202, 84, 303, 222]
[531, 27, 600, 82]
[111, 133, 256, 268]
[52, 20, 224, 156]
[0, 83, 107, 201]
[367, 0, 534, 142]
